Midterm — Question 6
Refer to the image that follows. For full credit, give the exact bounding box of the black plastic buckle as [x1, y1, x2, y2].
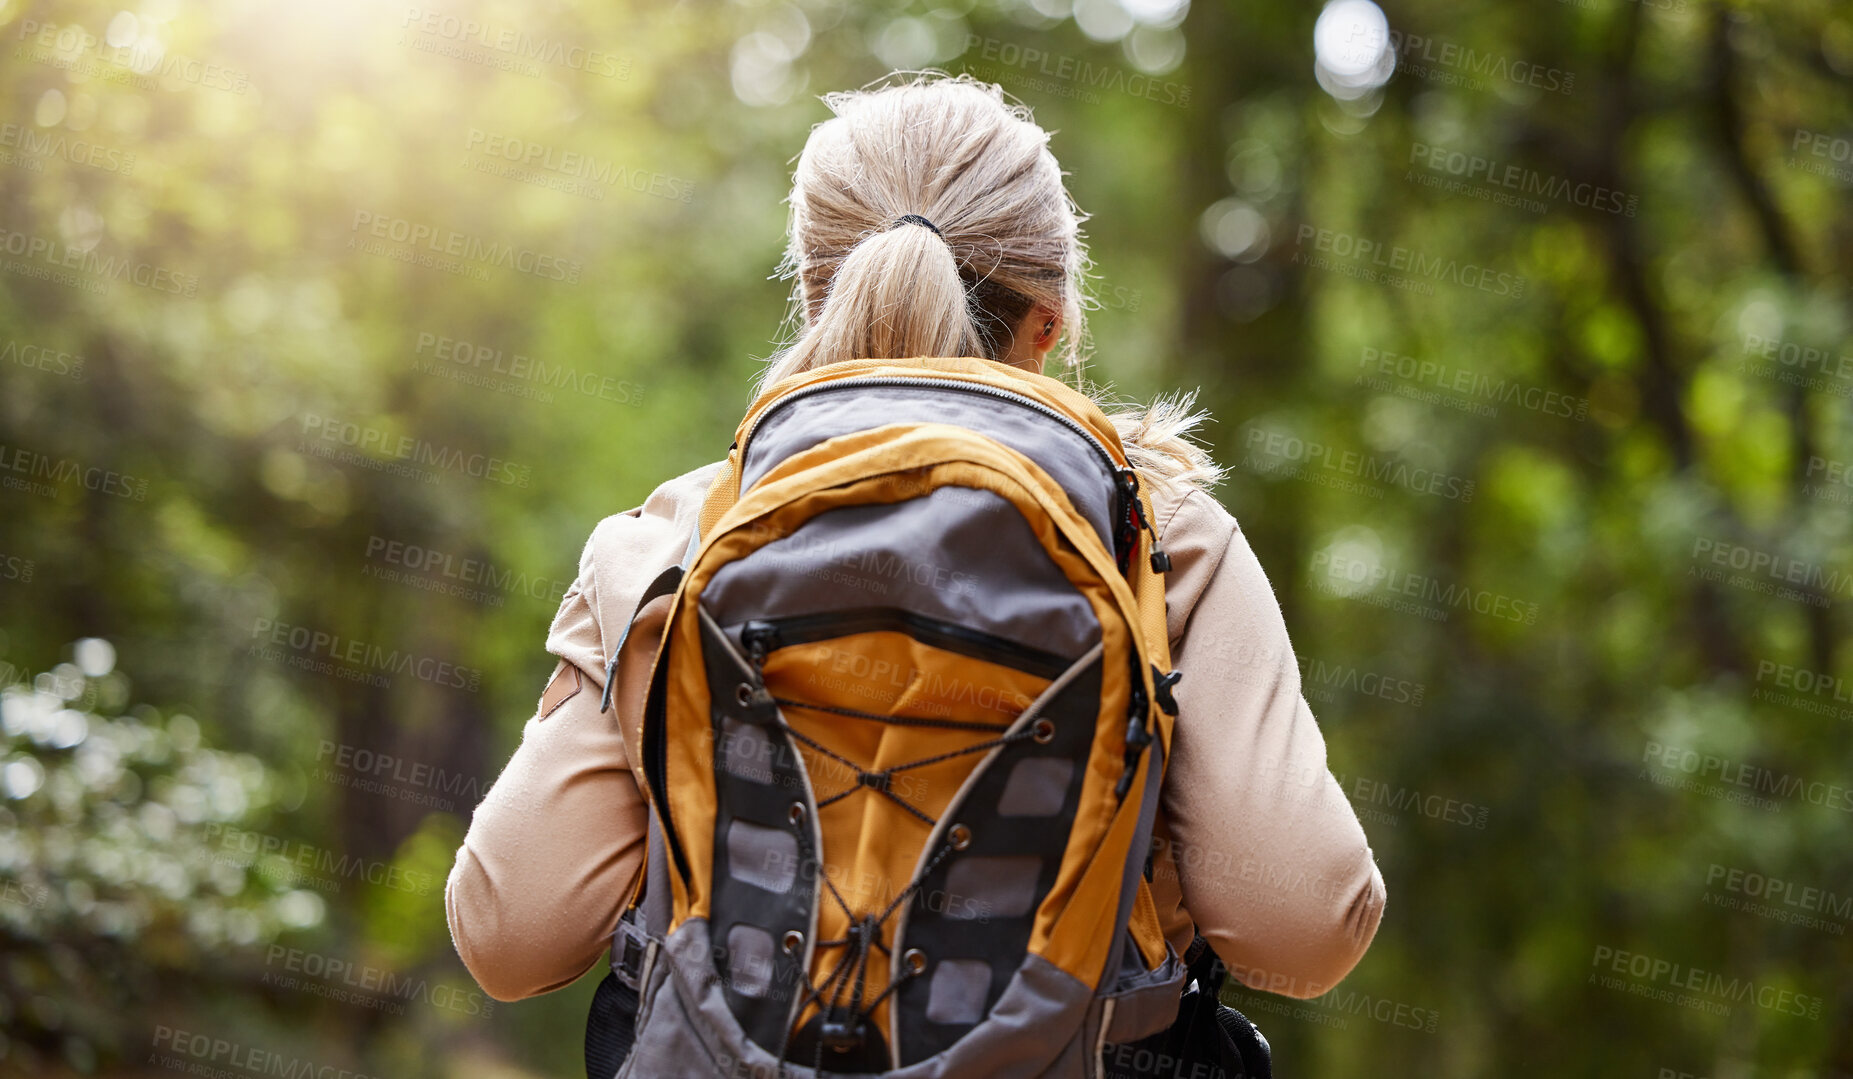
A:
[1153, 667, 1182, 716]
[613, 910, 649, 990]
[618, 935, 644, 982]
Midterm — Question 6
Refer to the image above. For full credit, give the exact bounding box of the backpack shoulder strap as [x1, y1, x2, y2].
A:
[597, 483, 710, 714]
[603, 500, 705, 906]
[698, 454, 736, 538]
[597, 563, 686, 715]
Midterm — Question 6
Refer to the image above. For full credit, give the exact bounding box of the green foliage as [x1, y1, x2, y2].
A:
[0, 642, 321, 1071]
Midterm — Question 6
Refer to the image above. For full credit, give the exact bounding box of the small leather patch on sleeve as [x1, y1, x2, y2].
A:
[538, 662, 583, 719]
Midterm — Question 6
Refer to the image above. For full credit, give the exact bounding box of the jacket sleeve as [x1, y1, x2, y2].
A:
[444, 507, 678, 1001]
[1147, 487, 1387, 999]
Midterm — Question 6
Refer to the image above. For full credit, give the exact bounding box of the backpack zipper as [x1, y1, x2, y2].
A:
[739, 608, 1073, 680]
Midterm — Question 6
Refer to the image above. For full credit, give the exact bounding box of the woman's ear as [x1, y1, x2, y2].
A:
[1034, 307, 1061, 354]
[1002, 304, 1061, 373]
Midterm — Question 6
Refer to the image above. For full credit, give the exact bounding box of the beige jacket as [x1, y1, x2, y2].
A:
[446, 460, 1386, 1003]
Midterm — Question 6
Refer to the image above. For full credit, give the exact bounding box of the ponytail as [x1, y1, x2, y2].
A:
[761, 219, 981, 395]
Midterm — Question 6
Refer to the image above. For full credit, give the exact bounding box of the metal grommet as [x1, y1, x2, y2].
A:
[1032, 718, 1055, 743]
[735, 683, 755, 706]
[783, 930, 804, 954]
[903, 948, 927, 975]
[949, 824, 971, 850]
[788, 802, 806, 824]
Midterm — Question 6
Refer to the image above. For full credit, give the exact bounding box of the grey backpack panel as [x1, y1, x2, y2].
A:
[738, 382, 1122, 556]
[618, 916, 1105, 1079]
[701, 485, 1103, 667]
[1098, 933, 1189, 1045]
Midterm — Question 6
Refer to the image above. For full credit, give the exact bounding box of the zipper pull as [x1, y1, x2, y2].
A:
[1118, 467, 1171, 574]
[1115, 673, 1153, 799]
[741, 621, 777, 667]
[1115, 716, 1154, 799]
[1114, 469, 1140, 574]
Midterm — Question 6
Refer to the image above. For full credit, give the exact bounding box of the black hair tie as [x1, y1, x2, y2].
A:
[888, 213, 942, 236]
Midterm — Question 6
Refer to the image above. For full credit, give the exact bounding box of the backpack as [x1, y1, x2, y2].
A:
[588, 354, 1195, 1077]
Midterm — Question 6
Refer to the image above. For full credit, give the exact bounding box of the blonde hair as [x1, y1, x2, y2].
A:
[758, 71, 1223, 493]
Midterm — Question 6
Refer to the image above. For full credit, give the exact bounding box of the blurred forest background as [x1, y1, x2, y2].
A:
[1, 0, 1850, 1075]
